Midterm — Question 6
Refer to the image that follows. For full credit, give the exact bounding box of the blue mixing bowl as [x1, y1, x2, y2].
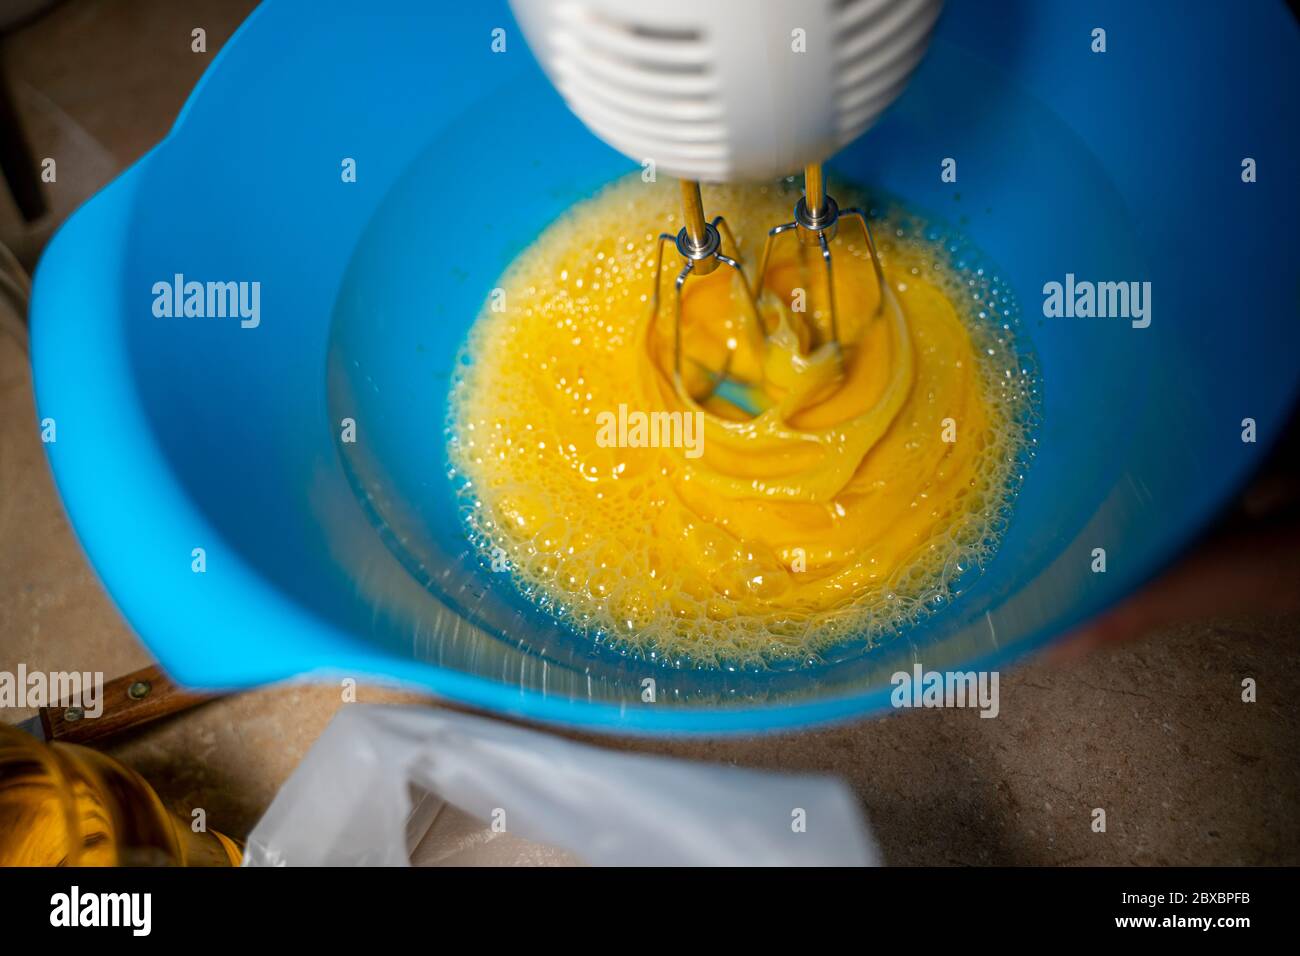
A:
[30, 0, 1300, 732]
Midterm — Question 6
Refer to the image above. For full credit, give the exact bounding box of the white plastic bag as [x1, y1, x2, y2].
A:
[244, 704, 877, 866]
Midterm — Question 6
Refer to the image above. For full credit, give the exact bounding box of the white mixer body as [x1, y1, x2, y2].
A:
[509, 0, 944, 182]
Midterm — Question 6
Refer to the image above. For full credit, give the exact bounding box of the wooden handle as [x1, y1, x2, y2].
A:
[40, 664, 214, 746]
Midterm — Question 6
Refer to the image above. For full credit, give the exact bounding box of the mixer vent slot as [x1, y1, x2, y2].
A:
[831, 0, 941, 140]
[547, 2, 730, 179]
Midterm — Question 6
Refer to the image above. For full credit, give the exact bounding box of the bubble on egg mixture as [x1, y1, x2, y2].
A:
[446, 175, 1040, 670]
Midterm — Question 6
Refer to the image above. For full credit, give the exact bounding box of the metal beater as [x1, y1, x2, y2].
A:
[752, 163, 888, 349]
[649, 180, 763, 390]
[648, 165, 889, 390]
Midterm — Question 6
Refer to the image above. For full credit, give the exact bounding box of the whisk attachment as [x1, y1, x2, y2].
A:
[650, 180, 761, 388]
[753, 163, 887, 347]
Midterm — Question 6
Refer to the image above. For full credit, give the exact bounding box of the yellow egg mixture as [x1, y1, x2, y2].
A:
[448, 175, 1036, 667]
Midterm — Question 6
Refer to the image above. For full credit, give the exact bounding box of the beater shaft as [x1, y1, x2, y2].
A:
[679, 181, 713, 268]
[804, 163, 826, 218]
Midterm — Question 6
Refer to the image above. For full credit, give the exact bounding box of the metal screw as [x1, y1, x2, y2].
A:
[63, 706, 84, 722]
[127, 680, 152, 701]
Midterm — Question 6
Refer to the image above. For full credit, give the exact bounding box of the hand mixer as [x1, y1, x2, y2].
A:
[509, 0, 943, 383]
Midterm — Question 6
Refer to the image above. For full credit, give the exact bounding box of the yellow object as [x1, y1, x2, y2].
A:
[0, 723, 242, 866]
[449, 177, 1035, 666]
